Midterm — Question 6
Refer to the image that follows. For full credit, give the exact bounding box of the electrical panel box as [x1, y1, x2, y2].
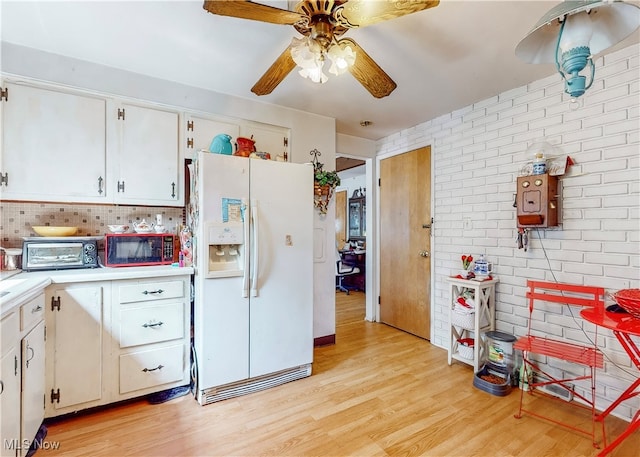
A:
[516, 174, 558, 228]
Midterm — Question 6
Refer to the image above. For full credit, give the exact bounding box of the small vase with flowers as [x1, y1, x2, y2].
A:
[459, 254, 474, 278]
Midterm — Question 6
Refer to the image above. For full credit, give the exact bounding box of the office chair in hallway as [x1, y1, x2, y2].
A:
[336, 250, 360, 295]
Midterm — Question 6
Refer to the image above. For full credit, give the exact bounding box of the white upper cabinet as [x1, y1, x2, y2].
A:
[0, 79, 292, 206]
[112, 102, 182, 206]
[184, 113, 240, 159]
[1, 82, 108, 202]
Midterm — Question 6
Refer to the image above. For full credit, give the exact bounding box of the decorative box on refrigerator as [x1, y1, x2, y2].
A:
[191, 151, 314, 405]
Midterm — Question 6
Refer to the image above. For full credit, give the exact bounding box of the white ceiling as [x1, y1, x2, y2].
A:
[2, 1, 639, 140]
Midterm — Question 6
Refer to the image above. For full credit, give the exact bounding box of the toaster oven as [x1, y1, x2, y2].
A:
[22, 237, 101, 271]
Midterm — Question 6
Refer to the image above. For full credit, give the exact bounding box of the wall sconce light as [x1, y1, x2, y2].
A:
[515, 1, 640, 99]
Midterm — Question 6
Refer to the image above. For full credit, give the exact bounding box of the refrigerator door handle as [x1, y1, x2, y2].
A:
[242, 200, 250, 298]
[251, 200, 259, 297]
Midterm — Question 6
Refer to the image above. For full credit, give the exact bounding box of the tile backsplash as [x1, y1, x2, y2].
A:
[1, 202, 184, 248]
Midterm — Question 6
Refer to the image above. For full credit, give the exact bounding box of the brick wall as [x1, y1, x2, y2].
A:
[376, 44, 639, 421]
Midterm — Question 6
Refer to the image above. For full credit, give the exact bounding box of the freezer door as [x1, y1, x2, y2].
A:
[194, 152, 250, 388]
[248, 159, 314, 378]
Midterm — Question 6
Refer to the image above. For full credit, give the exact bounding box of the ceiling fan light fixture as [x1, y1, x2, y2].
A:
[515, 0, 640, 100]
[299, 64, 329, 84]
[291, 37, 321, 68]
[290, 35, 355, 83]
[327, 42, 356, 76]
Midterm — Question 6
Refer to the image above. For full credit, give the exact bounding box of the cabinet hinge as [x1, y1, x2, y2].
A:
[50, 388, 61, 404]
[187, 120, 194, 131]
[14, 355, 18, 376]
[187, 138, 194, 149]
[117, 108, 125, 120]
[0, 87, 7, 101]
[378, 295, 381, 305]
[51, 296, 61, 311]
[378, 178, 381, 187]
[0, 172, 8, 187]
[283, 137, 288, 147]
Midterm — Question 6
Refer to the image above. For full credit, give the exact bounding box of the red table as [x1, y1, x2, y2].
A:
[581, 308, 640, 456]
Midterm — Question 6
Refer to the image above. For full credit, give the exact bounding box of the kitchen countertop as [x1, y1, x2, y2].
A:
[0, 274, 51, 316]
[1, 265, 194, 317]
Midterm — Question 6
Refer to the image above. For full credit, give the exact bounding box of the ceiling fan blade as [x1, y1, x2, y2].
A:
[333, 0, 439, 28]
[203, 0, 307, 26]
[340, 38, 396, 98]
[251, 45, 297, 96]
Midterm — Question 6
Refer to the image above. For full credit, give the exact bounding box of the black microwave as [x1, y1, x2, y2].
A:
[104, 233, 175, 267]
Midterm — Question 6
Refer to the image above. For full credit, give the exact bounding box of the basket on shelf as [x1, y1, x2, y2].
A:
[451, 309, 475, 329]
[613, 289, 640, 319]
[457, 338, 475, 359]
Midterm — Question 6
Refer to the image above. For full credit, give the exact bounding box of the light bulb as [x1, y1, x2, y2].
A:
[327, 43, 356, 76]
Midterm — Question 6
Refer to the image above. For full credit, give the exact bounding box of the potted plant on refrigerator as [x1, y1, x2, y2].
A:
[310, 149, 340, 215]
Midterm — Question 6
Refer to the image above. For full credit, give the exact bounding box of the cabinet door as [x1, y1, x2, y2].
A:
[240, 123, 289, 161]
[47, 285, 103, 412]
[0, 311, 19, 457]
[1, 81, 107, 202]
[184, 113, 239, 158]
[115, 103, 181, 206]
[21, 321, 44, 457]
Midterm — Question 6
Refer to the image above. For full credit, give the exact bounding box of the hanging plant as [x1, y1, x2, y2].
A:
[310, 149, 340, 215]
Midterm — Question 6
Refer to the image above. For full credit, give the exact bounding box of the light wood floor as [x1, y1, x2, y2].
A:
[43, 291, 638, 456]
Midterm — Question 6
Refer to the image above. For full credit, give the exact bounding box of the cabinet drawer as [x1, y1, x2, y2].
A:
[119, 303, 184, 348]
[118, 280, 185, 304]
[1, 312, 19, 357]
[20, 293, 45, 331]
[119, 344, 185, 394]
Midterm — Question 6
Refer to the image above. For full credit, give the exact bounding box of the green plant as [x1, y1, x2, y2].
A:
[314, 169, 341, 188]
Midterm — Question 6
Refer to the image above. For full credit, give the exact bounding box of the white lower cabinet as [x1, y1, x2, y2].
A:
[113, 277, 190, 398]
[119, 344, 185, 394]
[1, 312, 20, 457]
[44, 275, 191, 418]
[0, 293, 45, 457]
[45, 283, 105, 417]
[20, 321, 45, 457]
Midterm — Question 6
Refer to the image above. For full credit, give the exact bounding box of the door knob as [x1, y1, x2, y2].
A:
[419, 250, 430, 257]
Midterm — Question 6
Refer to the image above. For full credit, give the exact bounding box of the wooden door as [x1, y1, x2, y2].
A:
[335, 190, 347, 249]
[379, 147, 431, 339]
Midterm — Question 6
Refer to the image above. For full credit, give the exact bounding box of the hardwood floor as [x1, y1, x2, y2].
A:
[42, 291, 638, 456]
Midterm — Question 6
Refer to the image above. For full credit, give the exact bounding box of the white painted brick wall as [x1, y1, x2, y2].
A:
[376, 43, 640, 421]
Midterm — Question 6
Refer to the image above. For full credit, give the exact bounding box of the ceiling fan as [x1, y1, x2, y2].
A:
[203, 0, 439, 98]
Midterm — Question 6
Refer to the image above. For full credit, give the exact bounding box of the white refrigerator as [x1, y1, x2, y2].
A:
[191, 151, 314, 405]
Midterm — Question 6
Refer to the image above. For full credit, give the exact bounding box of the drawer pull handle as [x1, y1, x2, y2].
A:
[32, 305, 43, 313]
[142, 321, 164, 328]
[142, 289, 164, 295]
[142, 365, 164, 373]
